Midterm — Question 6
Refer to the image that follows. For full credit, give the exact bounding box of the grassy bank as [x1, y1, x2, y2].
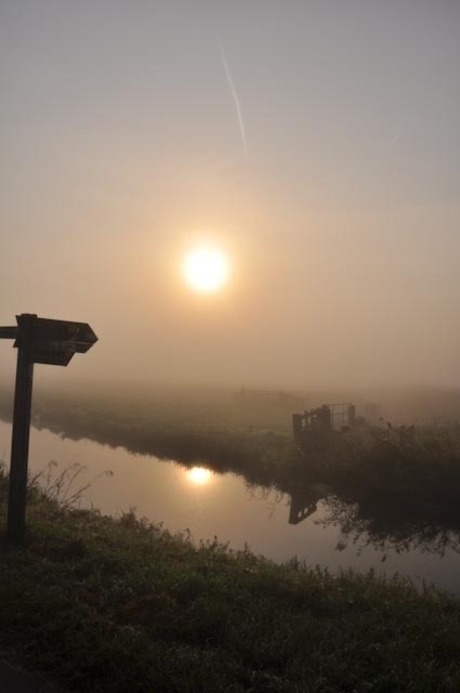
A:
[1, 467, 460, 691]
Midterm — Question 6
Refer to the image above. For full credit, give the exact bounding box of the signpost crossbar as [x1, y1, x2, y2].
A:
[0, 327, 18, 340]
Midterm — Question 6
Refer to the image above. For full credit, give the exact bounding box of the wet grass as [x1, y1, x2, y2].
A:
[1, 466, 460, 691]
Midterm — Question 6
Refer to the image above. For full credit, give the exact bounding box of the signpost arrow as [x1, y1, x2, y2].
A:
[0, 313, 98, 543]
[14, 318, 97, 353]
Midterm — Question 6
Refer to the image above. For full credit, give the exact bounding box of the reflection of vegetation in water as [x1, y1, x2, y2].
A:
[319, 495, 460, 559]
[306, 424, 460, 557]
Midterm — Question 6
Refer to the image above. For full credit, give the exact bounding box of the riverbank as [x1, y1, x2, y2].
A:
[3, 384, 460, 557]
[1, 467, 460, 692]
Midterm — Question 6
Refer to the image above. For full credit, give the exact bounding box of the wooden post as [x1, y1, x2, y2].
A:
[7, 314, 36, 543]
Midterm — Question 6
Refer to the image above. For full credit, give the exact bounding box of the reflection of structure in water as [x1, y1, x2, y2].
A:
[292, 402, 356, 443]
[288, 483, 330, 525]
[289, 492, 318, 525]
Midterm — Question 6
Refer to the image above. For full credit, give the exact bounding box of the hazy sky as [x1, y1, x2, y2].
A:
[1, 1, 459, 389]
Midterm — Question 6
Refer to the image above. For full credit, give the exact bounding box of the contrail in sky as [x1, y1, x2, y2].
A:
[218, 38, 248, 160]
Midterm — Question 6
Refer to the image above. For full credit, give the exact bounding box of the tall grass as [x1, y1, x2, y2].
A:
[28, 460, 114, 510]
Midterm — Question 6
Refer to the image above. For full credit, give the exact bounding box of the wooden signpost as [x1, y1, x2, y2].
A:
[0, 314, 97, 543]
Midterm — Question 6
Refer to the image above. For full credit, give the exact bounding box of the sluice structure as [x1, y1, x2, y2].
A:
[292, 402, 356, 443]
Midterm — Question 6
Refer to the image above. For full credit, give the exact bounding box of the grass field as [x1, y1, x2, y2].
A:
[2, 464, 460, 692]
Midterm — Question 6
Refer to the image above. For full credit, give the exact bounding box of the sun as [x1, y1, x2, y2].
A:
[182, 246, 230, 293]
[186, 466, 212, 485]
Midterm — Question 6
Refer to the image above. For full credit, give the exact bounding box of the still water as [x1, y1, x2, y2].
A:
[1, 420, 460, 596]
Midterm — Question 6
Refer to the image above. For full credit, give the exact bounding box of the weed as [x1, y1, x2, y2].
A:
[29, 460, 114, 510]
